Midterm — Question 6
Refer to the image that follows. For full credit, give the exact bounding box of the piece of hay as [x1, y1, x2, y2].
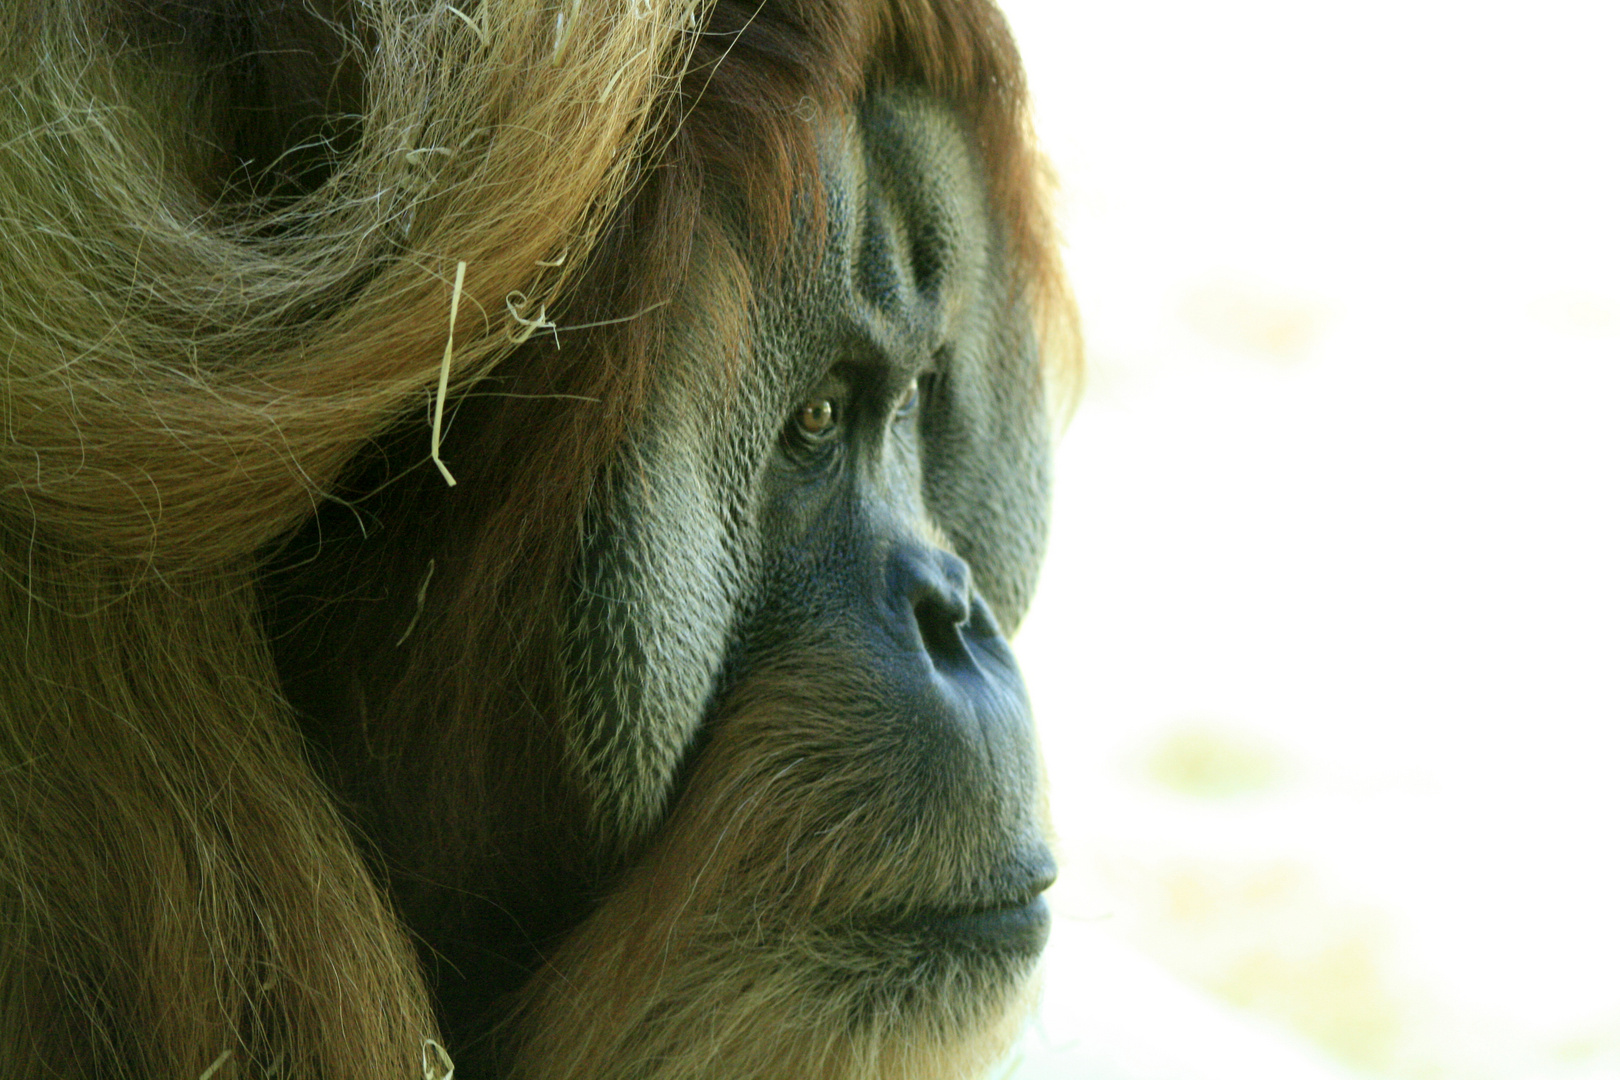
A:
[432, 262, 467, 487]
[198, 1049, 232, 1080]
[507, 291, 559, 348]
[422, 1038, 455, 1080]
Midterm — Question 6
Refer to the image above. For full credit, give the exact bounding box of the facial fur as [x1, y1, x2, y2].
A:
[0, 0, 1079, 1076]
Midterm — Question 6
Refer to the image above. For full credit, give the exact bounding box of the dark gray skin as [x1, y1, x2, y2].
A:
[568, 89, 1051, 840]
[268, 87, 1054, 1061]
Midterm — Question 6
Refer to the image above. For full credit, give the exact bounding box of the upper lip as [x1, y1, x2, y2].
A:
[923, 849, 1057, 920]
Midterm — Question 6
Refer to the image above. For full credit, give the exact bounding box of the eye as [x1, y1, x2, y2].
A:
[893, 377, 920, 420]
[795, 398, 838, 438]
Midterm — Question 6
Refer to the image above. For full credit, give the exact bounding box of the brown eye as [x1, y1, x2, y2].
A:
[796, 398, 837, 437]
[894, 377, 920, 418]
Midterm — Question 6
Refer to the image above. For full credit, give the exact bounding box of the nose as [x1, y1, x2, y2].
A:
[890, 544, 973, 666]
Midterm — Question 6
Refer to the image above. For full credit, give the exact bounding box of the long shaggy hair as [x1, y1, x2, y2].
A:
[0, 0, 1076, 1074]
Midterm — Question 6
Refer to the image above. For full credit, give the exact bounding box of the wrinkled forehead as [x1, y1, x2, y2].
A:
[640, 87, 1025, 446]
[752, 89, 1006, 392]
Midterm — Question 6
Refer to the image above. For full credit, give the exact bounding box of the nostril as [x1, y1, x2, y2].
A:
[893, 546, 973, 664]
[915, 591, 969, 663]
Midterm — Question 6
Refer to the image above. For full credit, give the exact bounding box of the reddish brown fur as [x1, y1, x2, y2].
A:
[357, 0, 1072, 971]
[499, 659, 1046, 1079]
[0, 0, 1077, 1074]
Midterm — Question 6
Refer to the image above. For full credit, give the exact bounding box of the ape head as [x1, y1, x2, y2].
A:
[0, 0, 1077, 1077]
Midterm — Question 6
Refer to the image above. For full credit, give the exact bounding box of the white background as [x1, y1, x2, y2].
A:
[999, 2, 1620, 1076]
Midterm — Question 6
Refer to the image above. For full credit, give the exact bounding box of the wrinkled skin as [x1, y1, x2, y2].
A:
[268, 87, 1055, 1070]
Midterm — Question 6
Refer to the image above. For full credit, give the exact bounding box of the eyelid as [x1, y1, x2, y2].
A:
[894, 375, 922, 418]
[795, 397, 838, 437]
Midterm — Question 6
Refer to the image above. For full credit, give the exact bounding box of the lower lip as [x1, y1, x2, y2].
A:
[920, 895, 1051, 957]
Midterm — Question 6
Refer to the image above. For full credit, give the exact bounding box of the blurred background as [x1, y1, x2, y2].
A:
[994, 1, 1620, 1077]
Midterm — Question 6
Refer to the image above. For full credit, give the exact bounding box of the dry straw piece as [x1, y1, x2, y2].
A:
[423, 1038, 456, 1080]
[197, 1050, 232, 1080]
[0, 1, 710, 1073]
[0, 0, 708, 575]
[433, 261, 469, 487]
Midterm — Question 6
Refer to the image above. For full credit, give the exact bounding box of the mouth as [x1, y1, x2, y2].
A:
[902, 854, 1057, 958]
[918, 894, 1051, 957]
